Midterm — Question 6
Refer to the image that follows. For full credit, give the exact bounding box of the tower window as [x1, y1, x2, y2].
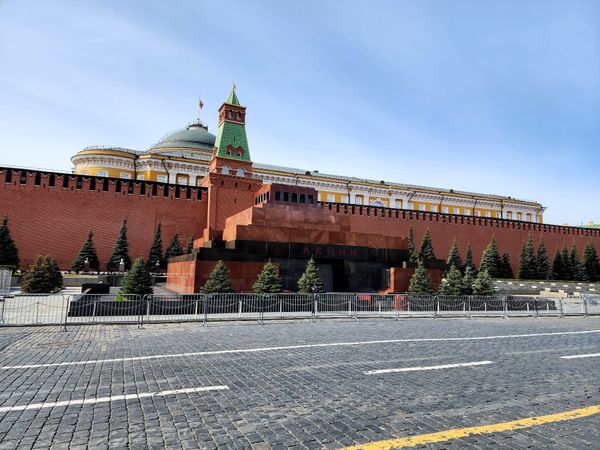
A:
[292, 193, 298, 203]
[236, 167, 245, 177]
[226, 144, 233, 155]
[236, 146, 244, 156]
[222, 165, 231, 175]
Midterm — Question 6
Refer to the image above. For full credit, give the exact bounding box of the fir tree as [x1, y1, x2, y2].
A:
[500, 251, 514, 279]
[253, 260, 283, 293]
[0, 216, 19, 269]
[297, 257, 324, 293]
[551, 249, 564, 280]
[582, 241, 600, 282]
[446, 239, 462, 271]
[463, 243, 476, 274]
[561, 246, 573, 280]
[408, 263, 432, 295]
[146, 223, 164, 271]
[201, 260, 234, 293]
[479, 237, 501, 278]
[462, 265, 476, 295]
[107, 219, 131, 272]
[570, 243, 585, 281]
[407, 226, 417, 263]
[418, 230, 436, 263]
[71, 230, 100, 273]
[438, 265, 463, 295]
[472, 270, 496, 296]
[165, 234, 184, 260]
[21, 256, 63, 293]
[186, 235, 195, 254]
[120, 257, 153, 297]
[518, 235, 536, 280]
[535, 238, 550, 280]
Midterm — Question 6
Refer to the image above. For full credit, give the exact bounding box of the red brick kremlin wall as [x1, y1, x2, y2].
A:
[2, 167, 600, 276]
[316, 203, 600, 274]
[0, 169, 208, 269]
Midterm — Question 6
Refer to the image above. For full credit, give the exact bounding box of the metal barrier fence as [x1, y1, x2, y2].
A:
[0, 293, 599, 328]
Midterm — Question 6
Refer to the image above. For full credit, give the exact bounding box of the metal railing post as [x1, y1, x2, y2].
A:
[194, 296, 200, 319]
[145, 294, 150, 326]
[467, 297, 472, 320]
[239, 296, 243, 318]
[534, 298, 539, 318]
[92, 297, 97, 324]
[35, 299, 40, 324]
[59, 294, 67, 332]
[559, 298, 564, 318]
[279, 296, 283, 319]
[203, 295, 209, 326]
[502, 296, 508, 319]
[434, 297, 438, 319]
[353, 294, 359, 321]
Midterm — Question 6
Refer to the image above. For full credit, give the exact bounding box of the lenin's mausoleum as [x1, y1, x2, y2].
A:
[1, 87, 599, 292]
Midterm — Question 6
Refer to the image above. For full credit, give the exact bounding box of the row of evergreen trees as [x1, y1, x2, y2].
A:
[408, 226, 600, 282]
[120, 256, 325, 296]
[72, 220, 194, 273]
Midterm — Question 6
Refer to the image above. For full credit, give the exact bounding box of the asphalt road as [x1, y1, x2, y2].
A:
[0, 317, 599, 449]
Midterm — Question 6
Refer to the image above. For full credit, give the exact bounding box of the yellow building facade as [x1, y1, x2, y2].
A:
[72, 106, 545, 223]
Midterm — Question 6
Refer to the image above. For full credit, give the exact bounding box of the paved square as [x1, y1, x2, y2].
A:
[0, 317, 599, 449]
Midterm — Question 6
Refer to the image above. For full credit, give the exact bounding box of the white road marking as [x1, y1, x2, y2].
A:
[0, 385, 228, 413]
[365, 360, 494, 375]
[2, 329, 599, 370]
[560, 352, 600, 360]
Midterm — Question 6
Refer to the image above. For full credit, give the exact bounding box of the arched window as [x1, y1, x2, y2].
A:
[236, 167, 245, 177]
[222, 165, 230, 175]
[226, 144, 234, 155]
[236, 146, 244, 156]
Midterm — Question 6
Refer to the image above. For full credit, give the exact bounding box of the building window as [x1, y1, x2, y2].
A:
[97, 170, 108, 177]
[327, 194, 335, 202]
[355, 196, 363, 205]
[300, 194, 306, 203]
[157, 175, 168, 183]
[341, 195, 349, 204]
[506, 211, 513, 219]
[222, 165, 230, 175]
[372, 200, 384, 207]
[496, 212, 501, 218]
[120, 172, 131, 179]
[395, 200, 402, 209]
[291, 193, 298, 202]
[275, 191, 281, 201]
[430, 205, 438, 213]
[441, 206, 448, 214]
[236, 167, 245, 177]
[517, 212, 522, 221]
[407, 202, 413, 210]
[177, 176, 187, 185]
[475, 210, 481, 217]
[419, 204, 426, 211]
[485, 211, 491, 218]
[283, 192, 289, 202]
[526, 213, 532, 222]
[464, 208, 471, 215]
[81, 171, 88, 175]
[236, 146, 244, 157]
[137, 174, 145, 180]
[453, 207, 460, 215]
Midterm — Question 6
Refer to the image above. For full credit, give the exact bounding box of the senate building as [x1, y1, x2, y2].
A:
[71, 87, 545, 224]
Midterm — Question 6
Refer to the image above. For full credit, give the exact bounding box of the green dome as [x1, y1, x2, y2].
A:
[149, 121, 216, 152]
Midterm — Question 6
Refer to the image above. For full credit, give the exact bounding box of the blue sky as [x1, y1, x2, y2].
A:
[0, 0, 598, 225]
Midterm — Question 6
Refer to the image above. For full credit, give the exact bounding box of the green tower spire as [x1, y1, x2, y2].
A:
[214, 84, 251, 162]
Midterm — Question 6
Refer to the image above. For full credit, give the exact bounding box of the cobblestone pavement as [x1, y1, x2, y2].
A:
[0, 317, 599, 449]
